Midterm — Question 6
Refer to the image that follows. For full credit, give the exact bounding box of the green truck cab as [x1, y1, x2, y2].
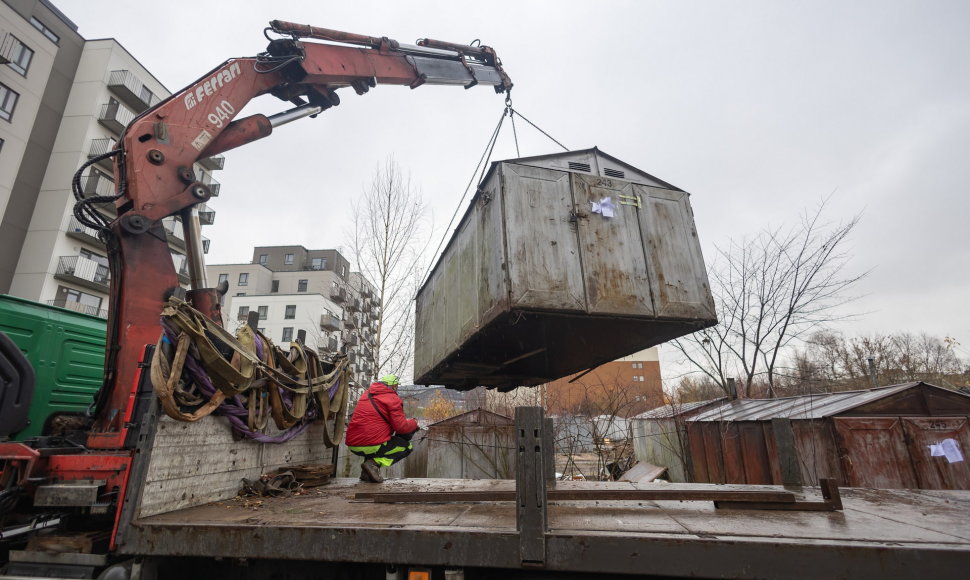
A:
[0, 294, 106, 440]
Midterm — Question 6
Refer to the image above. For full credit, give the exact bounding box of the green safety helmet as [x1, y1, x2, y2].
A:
[380, 374, 400, 386]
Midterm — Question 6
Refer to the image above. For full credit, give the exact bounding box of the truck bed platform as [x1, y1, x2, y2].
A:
[120, 478, 970, 578]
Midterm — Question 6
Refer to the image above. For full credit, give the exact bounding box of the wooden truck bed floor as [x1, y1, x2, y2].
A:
[120, 479, 970, 578]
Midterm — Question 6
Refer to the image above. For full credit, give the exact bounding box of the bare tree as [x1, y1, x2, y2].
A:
[348, 158, 429, 382]
[792, 331, 967, 391]
[672, 201, 866, 398]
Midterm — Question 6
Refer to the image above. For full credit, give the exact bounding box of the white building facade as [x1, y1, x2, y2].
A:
[1, 0, 222, 317]
[208, 246, 379, 387]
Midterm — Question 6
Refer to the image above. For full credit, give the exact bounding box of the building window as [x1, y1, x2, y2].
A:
[632, 362, 642, 369]
[238, 306, 249, 318]
[29, 17, 60, 44]
[139, 85, 155, 106]
[0, 83, 19, 122]
[271, 280, 279, 293]
[310, 257, 326, 270]
[5, 36, 34, 76]
[238, 272, 248, 286]
[284, 253, 294, 265]
[258, 254, 268, 265]
[218, 273, 228, 284]
[285, 305, 296, 319]
[281, 327, 293, 342]
[235, 292, 246, 296]
[297, 279, 308, 292]
[340, 264, 347, 277]
[258, 305, 268, 320]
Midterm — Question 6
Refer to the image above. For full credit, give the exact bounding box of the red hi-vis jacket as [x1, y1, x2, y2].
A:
[345, 382, 418, 446]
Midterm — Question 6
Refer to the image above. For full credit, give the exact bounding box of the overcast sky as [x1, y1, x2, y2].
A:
[59, 0, 970, 366]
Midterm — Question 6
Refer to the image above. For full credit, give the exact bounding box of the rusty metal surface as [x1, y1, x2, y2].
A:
[689, 382, 970, 422]
[414, 151, 717, 390]
[634, 398, 727, 420]
[119, 478, 970, 577]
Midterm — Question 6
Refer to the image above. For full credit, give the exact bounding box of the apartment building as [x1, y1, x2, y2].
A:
[487, 347, 663, 417]
[0, 0, 222, 317]
[207, 246, 380, 387]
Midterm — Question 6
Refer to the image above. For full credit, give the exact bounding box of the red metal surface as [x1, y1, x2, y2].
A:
[834, 417, 919, 488]
[738, 423, 772, 484]
[88, 228, 179, 447]
[902, 417, 970, 489]
[0, 442, 42, 488]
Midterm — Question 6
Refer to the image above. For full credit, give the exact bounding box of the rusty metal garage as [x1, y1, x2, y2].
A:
[685, 382, 970, 489]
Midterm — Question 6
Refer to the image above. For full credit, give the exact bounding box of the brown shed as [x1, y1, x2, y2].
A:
[685, 383, 970, 490]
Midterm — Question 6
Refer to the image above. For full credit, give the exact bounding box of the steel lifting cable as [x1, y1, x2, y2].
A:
[417, 107, 507, 291]
[418, 94, 571, 291]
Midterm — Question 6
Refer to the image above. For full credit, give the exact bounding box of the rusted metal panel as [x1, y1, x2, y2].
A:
[640, 186, 717, 319]
[686, 423, 709, 483]
[414, 150, 717, 389]
[739, 422, 773, 484]
[120, 479, 970, 579]
[572, 174, 653, 316]
[721, 423, 745, 484]
[834, 417, 919, 489]
[791, 420, 846, 485]
[504, 164, 585, 311]
[701, 423, 726, 484]
[902, 417, 970, 489]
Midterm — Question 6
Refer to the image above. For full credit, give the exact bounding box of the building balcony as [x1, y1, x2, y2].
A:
[0, 32, 14, 65]
[320, 313, 341, 332]
[343, 315, 357, 330]
[330, 287, 346, 303]
[198, 155, 225, 171]
[320, 336, 339, 353]
[82, 171, 116, 197]
[176, 262, 190, 284]
[46, 299, 108, 319]
[201, 173, 221, 197]
[107, 70, 159, 113]
[54, 255, 110, 293]
[163, 217, 211, 253]
[342, 332, 358, 346]
[345, 298, 360, 312]
[66, 217, 105, 247]
[98, 102, 136, 134]
[360, 286, 373, 299]
[88, 138, 118, 171]
[197, 202, 215, 226]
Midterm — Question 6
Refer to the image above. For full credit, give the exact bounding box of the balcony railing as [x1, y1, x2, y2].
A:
[197, 203, 215, 226]
[0, 32, 14, 65]
[342, 332, 358, 346]
[320, 313, 341, 332]
[107, 70, 159, 112]
[66, 217, 105, 246]
[82, 171, 115, 197]
[98, 102, 135, 134]
[198, 155, 225, 171]
[343, 315, 357, 330]
[46, 299, 108, 319]
[88, 138, 117, 171]
[320, 336, 339, 353]
[163, 217, 185, 243]
[201, 173, 221, 197]
[55, 255, 110, 292]
[346, 298, 360, 312]
[330, 287, 346, 303]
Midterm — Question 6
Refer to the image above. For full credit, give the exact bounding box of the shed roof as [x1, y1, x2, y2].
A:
[634, 398, 727, 420]
[428, 407, 513, 427]
[688, 382, 968, 422]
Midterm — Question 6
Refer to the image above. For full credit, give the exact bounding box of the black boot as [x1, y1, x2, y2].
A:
[360, 458, 384, 483]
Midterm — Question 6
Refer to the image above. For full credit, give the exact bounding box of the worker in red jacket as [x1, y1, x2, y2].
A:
[345, 374, 418, 482]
